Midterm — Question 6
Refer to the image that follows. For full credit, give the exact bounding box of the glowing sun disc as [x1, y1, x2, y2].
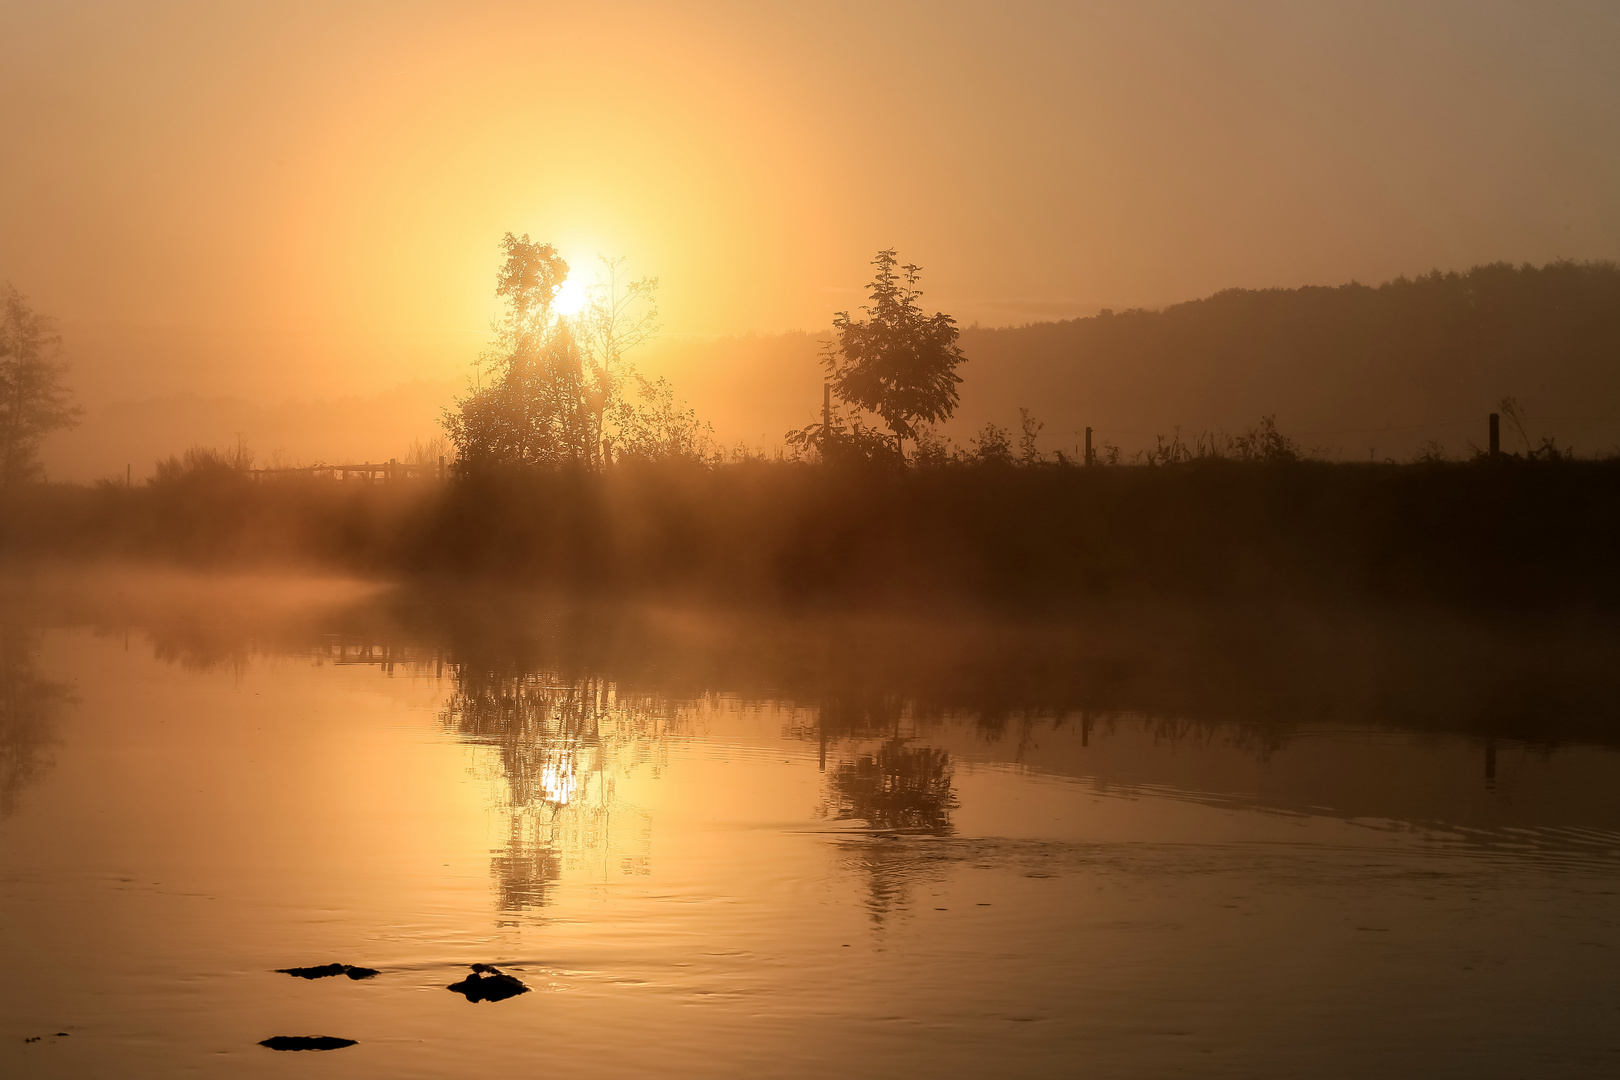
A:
[554, 275, 587, 317]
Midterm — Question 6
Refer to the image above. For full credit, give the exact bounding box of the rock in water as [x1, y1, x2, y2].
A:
[276, 963, 379, 980]
[448, 966, 530, 1003]
[259, 1036, 358, 1051]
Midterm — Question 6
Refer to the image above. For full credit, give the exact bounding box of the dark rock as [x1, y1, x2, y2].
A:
[276, 964, 379, 980]
[448, 968, 529, 1003]
[259, 1036, 357, 1051]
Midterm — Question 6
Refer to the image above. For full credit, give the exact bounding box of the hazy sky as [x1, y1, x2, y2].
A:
[4, 0, 1619, 403]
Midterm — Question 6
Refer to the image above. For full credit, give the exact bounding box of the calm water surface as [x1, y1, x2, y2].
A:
[4, 576, 1620, 1077]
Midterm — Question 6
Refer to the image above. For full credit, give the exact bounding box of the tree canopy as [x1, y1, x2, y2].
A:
[820, 250, 966, 458]
[0, 283, 80, 485]
[444, 233, 704, 470]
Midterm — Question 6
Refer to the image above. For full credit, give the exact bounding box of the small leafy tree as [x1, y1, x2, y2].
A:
[785, 403, 903, 463]
[1018, 408, 1043, 465]
[819, 250, 966, 459]
[609, 375, 713, 463]
[1231, 416, 1301, 463]
[0, 284, 81, 485]
[969, 422, 1013, 465]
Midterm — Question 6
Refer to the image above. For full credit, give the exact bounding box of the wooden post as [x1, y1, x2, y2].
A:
[822, 382, 831, 454]
[438, 454, 445, 481]
[1085, 427, 1093, 466]
[389, 458, 397, 484]
[126, 463, 130, 487]
[1489, 413, 1500, 459]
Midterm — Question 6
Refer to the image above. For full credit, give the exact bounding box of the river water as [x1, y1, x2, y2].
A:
[3, 573, 1620, 1077]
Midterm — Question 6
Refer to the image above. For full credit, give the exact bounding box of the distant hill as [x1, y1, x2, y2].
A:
[945, 261, 1620, 460]
[645, 261, 1620, 460]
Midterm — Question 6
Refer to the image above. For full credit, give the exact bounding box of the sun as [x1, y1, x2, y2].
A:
[554, 273, 588, 317]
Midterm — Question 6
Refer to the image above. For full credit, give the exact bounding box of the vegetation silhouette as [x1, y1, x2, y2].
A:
[1, 283, 81, 485]
[3, 444, 1619, 616]
[444, 234, 704, 471]
[788, 249, 966, 461]
[4, 250, 1620, 625]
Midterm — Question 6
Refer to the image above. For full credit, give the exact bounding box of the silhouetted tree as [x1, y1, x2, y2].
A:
[445, 235, 695, 469]
[446, 234, 585, 468]
[0, 284, 81, 485]
[819, 250, 966, 460]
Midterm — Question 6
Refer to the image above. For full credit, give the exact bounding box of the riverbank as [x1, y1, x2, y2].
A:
[3, 458, 1617, 612]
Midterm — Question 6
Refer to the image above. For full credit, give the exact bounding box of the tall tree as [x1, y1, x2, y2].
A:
[446, 235, 687, 470]
[0, 284, 81, 485]
[445, 234, 588, 468]
[821, 250, 966, 459]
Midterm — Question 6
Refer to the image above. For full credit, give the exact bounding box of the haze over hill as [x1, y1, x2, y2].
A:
[40, 260, 1620, 480]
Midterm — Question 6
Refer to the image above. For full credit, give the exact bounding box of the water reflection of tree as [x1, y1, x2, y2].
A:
[439, 666, 676, 917]
[0, 627, 71, 820]
[816, 733, 958, 927]
[821, 738, 956, 835]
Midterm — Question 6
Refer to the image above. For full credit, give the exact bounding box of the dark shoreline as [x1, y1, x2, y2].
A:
[4, 458, 1618, 615]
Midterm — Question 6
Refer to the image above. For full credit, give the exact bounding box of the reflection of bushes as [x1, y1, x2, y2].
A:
[822, 738, 956, 835]
[0, 628, 70, 820]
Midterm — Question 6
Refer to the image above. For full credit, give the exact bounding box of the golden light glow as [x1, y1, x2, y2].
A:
[8, 3, 1617, 481]
[553, 275, 588, 319]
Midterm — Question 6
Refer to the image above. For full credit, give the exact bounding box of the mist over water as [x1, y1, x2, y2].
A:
[6, 1, 1620, 1074]
[4, 573, 1620, 1077]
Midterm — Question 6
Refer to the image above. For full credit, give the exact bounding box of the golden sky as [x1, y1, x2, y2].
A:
[4, 0, 1619, 404]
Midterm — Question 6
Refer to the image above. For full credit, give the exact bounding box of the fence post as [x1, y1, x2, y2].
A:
[822, 382, 831, 453]
[1085, 427, 1093, 466]
[1489, 413, 1500, 460]
[389, 458, 397, 484]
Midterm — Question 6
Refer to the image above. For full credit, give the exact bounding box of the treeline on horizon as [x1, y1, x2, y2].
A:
[29, 259, 1620, 480]
[5, 249, 1620, 612]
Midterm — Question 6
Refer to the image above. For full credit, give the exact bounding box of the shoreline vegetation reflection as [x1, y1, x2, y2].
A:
[8, 571, 1620, 912]
[0, 623, 71, 822]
